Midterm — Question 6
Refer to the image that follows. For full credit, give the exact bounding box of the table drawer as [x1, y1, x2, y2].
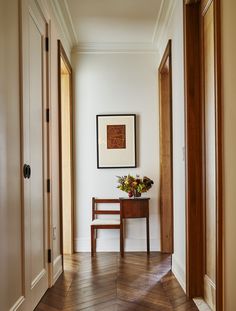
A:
[122, 199, 149, 218]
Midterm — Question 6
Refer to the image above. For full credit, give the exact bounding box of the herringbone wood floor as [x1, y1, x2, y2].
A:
[35, 252, 198, 311]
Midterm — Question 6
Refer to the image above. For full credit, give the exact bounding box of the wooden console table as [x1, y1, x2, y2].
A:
[119, 197, 150, 257]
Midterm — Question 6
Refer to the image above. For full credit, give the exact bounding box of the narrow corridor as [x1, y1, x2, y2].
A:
[35, 253, 198, 311]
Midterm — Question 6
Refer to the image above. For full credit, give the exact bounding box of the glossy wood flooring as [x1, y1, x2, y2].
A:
[35, 253, 198, 311]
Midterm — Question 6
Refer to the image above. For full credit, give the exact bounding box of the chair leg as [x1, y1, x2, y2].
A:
[94, 228, 97, 253]
[91, 226, 94, 256]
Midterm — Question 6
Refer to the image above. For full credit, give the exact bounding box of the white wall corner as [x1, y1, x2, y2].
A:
[153, 0, 177, 50]
[53, 255, 63, 284]
[151, 0, 165, 45]
[172, 254, 186, 292]
[50, 0, 77, 49]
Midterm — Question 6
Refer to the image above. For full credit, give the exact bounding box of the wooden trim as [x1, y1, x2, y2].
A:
[184, 0, 223, 308]
[57, 41, 63, 266]
[58, 40, 74, 261]
[159, 40, 172, 72]
[214, 0, 223, 309]
[184, 0, 204, 297]
[59, 42, 72, 74]
[158, 40, 174, 253]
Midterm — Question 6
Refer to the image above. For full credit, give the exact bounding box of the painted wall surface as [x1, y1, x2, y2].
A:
[0, 1, 23, 309]
[156, 1, 186, 290]
[221, 0, 236, 309]
[73, 52, 160, 251]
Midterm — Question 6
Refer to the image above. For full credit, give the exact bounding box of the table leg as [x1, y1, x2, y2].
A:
[146, 217, 150, 254]
[120, 219, 124, 257]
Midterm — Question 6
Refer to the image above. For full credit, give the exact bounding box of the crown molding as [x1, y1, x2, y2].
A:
[50, 0, 78, 48]
[152, 0, 165, 44]
[152, 0, 177, 49]
[72, 42, 158, 54]
[48, 0, 174, 54]
[63, 0, 78, 44]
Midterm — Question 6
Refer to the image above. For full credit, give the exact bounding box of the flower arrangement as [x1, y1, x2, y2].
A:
[117, 174, 154, 198]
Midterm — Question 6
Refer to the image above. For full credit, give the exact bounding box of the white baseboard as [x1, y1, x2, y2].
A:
[193, 298, 212, 311]
[204, 275, 216, 310]
[74, 237, 160, 252]
[53, 255, 63, 284]
[9, 296, 25, 311]
[172, 255, 186, 292]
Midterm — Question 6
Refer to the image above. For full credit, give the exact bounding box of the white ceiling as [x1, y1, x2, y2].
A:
[64, 0, 163, 47]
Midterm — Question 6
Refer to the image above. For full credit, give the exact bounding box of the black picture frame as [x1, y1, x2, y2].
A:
[96, 114, 137, 169]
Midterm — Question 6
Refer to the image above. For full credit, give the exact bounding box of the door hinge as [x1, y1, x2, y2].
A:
[48, 249, 52, 263]
[45, 37, 49, 52]
[47, 179, 50, 193]
[46, 108, 50, 122]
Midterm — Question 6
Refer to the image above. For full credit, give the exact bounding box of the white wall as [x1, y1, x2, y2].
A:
[156, 1, 186, 290]
[73, 52, 160, 251]
[0, 1, 23, 309]
[221, 0, 236, 309]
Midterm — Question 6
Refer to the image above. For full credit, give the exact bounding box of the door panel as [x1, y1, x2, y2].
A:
[0, 1, 25, 310]
[203, 2, 216, 309]
[29, 14, 46, 288]
[21, 0, 49, 309]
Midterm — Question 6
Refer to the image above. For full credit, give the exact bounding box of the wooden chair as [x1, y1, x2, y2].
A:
[91, 198, 123, 256]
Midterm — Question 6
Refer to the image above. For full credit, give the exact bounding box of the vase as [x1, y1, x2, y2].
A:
[128, 191, 133, 198]
[134, 190, 141, 198]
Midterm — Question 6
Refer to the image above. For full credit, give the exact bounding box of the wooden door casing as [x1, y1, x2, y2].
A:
[158, 40, 174, 254]
[58, 41, 74, 257]
[202, 1, 216, 308]
[184, 0, 223, 309]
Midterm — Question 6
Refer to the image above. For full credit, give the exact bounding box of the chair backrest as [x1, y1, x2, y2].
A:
[92, 198, 120, 220]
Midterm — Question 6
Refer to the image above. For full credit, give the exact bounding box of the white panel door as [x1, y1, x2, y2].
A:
[21, 0, 49, 309]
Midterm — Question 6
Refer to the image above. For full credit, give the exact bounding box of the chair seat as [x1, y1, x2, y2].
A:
[91, 219, 120, 226]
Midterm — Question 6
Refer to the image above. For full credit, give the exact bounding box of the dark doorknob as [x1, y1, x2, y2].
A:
[28, 165, 31, 178]
[23, 164, 31, 179]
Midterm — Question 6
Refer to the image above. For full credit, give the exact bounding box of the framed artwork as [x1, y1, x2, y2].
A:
[96, 114, 137, 168]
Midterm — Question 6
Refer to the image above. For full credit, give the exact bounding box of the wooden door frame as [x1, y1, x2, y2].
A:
[57, 40, 75, 259]
[158, 40, 174, 253]
[183, 0, 223, 309]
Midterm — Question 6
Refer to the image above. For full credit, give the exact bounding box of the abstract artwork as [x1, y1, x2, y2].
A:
[107, 125, 126, 149]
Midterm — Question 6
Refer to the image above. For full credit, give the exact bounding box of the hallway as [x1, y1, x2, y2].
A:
[35, 253, 198, 311]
